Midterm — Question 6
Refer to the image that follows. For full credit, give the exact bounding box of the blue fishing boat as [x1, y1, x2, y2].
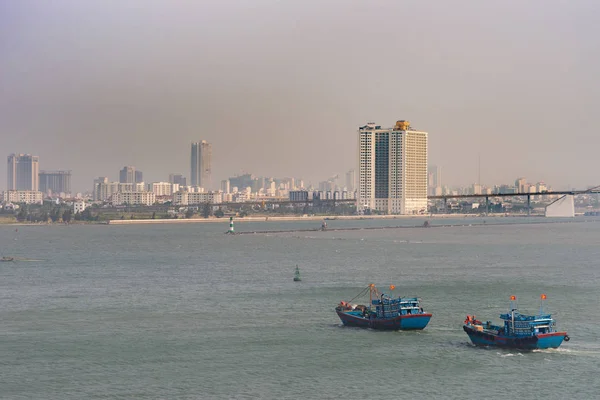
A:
[335, 284, 432, 330]
[463, 294, 570, 350]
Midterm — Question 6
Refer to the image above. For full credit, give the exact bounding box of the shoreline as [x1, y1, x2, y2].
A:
[105, 213, 545, 225]
[3, 213, 593, 227]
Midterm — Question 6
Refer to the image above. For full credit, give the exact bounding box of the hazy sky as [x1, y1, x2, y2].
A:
[2, 0, 599, 192]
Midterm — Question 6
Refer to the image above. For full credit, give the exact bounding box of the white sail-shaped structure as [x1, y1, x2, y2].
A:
[545, 195, 574, 217]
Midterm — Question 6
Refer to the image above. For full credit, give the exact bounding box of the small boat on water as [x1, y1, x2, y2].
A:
[463, 294, 570, 350]
[1, 256, 15, 262]
[335, 284, 432, 330]
[293, 266, 301, 282]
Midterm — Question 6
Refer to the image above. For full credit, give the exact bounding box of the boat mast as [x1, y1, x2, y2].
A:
[510, 295, 517, 335]
[540, 293, 546, 315]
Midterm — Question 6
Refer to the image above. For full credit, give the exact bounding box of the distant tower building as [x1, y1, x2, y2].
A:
[135, 170, 143, 184]
[39, 170, 71, 195]
[168, 173, 187, 187]
[191, 141, 212, 189]
[221, 179, 230, 194]
[428, 165, 441, 189]
[119, 166, 136, 183]
[345, 169, 356, 192]
[428, 165, 442, 196]
[7, 153, 39, 190]
[93, 177, 109, 201]
[358, 120, 428, 214]
[515, 177, 527, 193]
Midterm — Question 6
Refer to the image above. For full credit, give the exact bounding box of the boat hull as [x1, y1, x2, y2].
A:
[463, 325, 567, 350]
[336, 310, 432, 331]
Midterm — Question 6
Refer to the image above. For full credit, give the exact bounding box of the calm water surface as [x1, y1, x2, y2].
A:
[1, 217, 599, 399]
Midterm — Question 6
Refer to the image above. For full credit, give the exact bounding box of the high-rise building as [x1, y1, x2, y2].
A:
[220, 179, 230, 194]
[428, 165, 442, 188]
[119, 166, 135, 183]
[515, 177, 527, 193]
[168, 173, 187, 187]
[345, 169, 356, 192]
[7, 154, 39, 191]
[135, 170, 143, 184]
[119, 166, 143, 184]
[93, 177, 108, 201]
[39, 170, 71, 195]
[357, 120, 428, 214]
[191, 141, 212, 189]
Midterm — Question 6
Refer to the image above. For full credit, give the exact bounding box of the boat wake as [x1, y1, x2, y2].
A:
[498, 352, 525, 357]
[532, 347, 600, 357]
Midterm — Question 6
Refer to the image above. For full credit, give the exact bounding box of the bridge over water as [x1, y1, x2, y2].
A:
[215, 187, 599, 216]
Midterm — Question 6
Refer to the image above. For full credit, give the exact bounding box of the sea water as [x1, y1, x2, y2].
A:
[1, 217, 599, 399]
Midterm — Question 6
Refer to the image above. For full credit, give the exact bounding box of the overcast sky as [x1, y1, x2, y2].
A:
[1, 0, 599, 192]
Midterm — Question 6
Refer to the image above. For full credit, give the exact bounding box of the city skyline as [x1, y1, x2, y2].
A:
[2, 1, 600, 191]
[0, 147, 592, 196]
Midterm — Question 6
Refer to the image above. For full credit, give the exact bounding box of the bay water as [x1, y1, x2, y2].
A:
[1, 217, 599, 399]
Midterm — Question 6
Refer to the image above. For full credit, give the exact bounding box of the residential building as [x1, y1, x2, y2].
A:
[1, 190, 43, 204]
[173, 191, 222, 205]
[358, 120, 428, 214]
[73, 200, 87, 214]
[93, 177, 109, 201]
[39, 170, 71, 195]
[191, 141, 212, 189]
[7, 154, 39, 191]
[93, 180, 142, 202]
[150, 182, 173, 196]
[112, 191, 156, 206]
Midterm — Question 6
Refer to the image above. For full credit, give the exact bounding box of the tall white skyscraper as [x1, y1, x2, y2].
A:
[357, 120, 428, 214]
[191, 141, 212, 189]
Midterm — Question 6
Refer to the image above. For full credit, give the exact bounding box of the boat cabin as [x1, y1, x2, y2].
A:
[371, 296, 423, 318]
[499, 311, 557, 337]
